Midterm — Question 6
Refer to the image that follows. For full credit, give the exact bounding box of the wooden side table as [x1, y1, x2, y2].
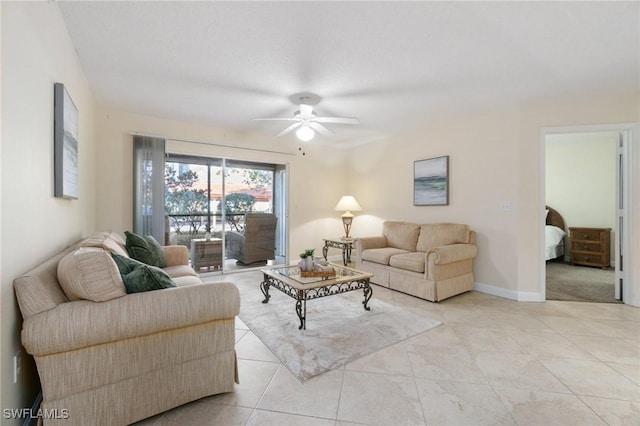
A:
[190, 238, 223, 271]
[322, 238, 354, 266]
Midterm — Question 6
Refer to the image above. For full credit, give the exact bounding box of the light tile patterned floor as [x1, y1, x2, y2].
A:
[136, 271, 640, 425]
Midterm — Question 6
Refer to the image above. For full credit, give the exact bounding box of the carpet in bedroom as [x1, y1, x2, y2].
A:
[546, 262, 620, 304]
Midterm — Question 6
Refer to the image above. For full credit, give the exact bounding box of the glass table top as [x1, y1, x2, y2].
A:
[268, 264, 367, 285]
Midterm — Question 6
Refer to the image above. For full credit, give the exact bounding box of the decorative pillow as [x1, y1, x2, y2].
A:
[81, 232, 129, 257]
[121, 264, 176, 294]
[111, 253, 145, 275]
[112, 253, 175, 293]
[124, 231, 166, 267]
[144, 235, 167, 268]
[57, 247, 127, 302]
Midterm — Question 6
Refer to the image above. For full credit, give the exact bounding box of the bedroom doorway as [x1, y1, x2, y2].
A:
[542, 125, 634, 305]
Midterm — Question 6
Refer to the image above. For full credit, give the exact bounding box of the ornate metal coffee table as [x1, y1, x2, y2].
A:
[260, 265, 373, 330]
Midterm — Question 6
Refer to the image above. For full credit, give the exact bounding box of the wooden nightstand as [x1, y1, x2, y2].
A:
[569, 227, 611, 269]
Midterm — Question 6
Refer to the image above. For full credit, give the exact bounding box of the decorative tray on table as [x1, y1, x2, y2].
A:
[300, 269, 337, 278]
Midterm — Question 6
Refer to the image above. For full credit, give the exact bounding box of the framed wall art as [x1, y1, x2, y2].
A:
[414, 155, 449, 206]
[54, 82, 79, 199]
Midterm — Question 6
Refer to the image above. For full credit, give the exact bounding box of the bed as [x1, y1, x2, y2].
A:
[545, 206, 567, 261]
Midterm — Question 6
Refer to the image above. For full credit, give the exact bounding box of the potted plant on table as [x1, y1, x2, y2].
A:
[298, 249, 315, 271]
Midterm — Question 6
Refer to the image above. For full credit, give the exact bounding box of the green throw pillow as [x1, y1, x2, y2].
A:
[111, 253, 145, 275]
[124, 231, 167, 267]
[121, 264, 176, 294]
[144, 235, 167, 268]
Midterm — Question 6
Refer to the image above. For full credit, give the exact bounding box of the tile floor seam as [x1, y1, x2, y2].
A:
[537, 354, 640, 401]
[409, 367, 429, 425]
[249, 407, 338, 423]
[486, 384, 520, 426]
[573, 395, 624, 426]
[332, 366, 346, 423]
[251, 364, 285, 414]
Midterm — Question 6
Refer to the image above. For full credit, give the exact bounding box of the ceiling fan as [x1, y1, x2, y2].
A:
[254, 96, 359, 142]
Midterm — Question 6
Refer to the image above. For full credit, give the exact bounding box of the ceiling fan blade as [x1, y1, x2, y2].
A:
[276, 122, 301, 137]
[253, 117, 297, 121]
[310, 122, 335, 136]
[315, 116, 360, 125]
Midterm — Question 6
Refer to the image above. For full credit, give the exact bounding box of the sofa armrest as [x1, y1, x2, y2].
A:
[22, 281, 240, 356]
[354, 236, 388, 263]
[163, 245, 189, 267]
[354, 236, 388, 252]
[426, 244, 477, 265]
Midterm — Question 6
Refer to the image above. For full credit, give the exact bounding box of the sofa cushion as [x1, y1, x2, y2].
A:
[57, 247, 127, 302]
[80, 232, 129, 258]
[416, 223, 470, 252]
[389, 252, 425, 273]
[172, 275, 203, 287]
[163, 265, 199, 279]
[362, 247, 410, 265]
[121, 264, 176, 294]
[382, 222, 420, 251]
[125, 231, 167, 267]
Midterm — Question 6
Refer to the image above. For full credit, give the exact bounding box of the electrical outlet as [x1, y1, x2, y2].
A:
[13, 349, 22, 384]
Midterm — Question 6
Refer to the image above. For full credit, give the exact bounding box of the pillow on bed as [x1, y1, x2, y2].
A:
[545, 225, 566, 246]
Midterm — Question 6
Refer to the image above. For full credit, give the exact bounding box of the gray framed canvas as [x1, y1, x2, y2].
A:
[54, 83, 79, 199]
[414, 155, 449, 206]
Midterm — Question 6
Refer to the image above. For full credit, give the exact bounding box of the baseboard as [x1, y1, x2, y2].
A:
[474, 282, 544, 302]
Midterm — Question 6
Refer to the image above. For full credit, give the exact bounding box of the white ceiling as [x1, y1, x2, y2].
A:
[58, 1, 639, 147]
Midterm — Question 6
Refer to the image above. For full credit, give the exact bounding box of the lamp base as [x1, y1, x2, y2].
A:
[341, 214, 353, 240]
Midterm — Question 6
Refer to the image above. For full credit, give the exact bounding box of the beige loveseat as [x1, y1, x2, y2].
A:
[13, 232, 240, 426]
[355, 222, 477, 301]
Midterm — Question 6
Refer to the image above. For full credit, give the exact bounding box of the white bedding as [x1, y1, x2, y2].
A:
[545, 225, 566, 260]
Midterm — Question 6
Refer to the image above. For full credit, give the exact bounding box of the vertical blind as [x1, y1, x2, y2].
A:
[133, 135, 166, 243]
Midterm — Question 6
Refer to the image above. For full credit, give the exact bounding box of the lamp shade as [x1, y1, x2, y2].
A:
[334, 196, 362, 212]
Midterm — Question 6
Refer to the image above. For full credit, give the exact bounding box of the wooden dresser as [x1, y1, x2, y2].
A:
[569, 227, 611, 269]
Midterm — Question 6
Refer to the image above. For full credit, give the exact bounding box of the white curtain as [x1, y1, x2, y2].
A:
[133, 135, 165, 243]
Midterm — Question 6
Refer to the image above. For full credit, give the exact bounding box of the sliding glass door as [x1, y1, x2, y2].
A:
[165, 154, 286, 272]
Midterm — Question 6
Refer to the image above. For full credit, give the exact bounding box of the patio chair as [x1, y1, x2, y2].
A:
[237, 213, 277, 265]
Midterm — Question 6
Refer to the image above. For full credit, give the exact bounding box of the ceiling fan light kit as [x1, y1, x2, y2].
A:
[254, 94, 359, 142]
[295, 125, 314, 142]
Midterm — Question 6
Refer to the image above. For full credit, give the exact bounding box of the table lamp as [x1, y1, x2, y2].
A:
[334, 195, 362, 240]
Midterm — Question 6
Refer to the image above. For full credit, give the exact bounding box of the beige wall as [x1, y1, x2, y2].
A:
[94, 109, 349, 261]
[348, 92, 640, 302]
[546, 132, 617, 263]
[1, 3, 97, 420]
[348, 106, 521, 293]
[519, 93, 640, 301]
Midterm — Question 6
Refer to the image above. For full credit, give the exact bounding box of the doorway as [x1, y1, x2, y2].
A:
[541, 124, 635, 305]
[544, 132, 618, 302]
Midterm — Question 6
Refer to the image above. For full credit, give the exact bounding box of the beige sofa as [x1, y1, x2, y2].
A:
[13, 232, 240, 426]
[355, 222, 477, 301]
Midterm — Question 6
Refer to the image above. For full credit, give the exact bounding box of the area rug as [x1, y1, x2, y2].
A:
[229, 273, 441, 381]
[546, 262, 621, 303]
